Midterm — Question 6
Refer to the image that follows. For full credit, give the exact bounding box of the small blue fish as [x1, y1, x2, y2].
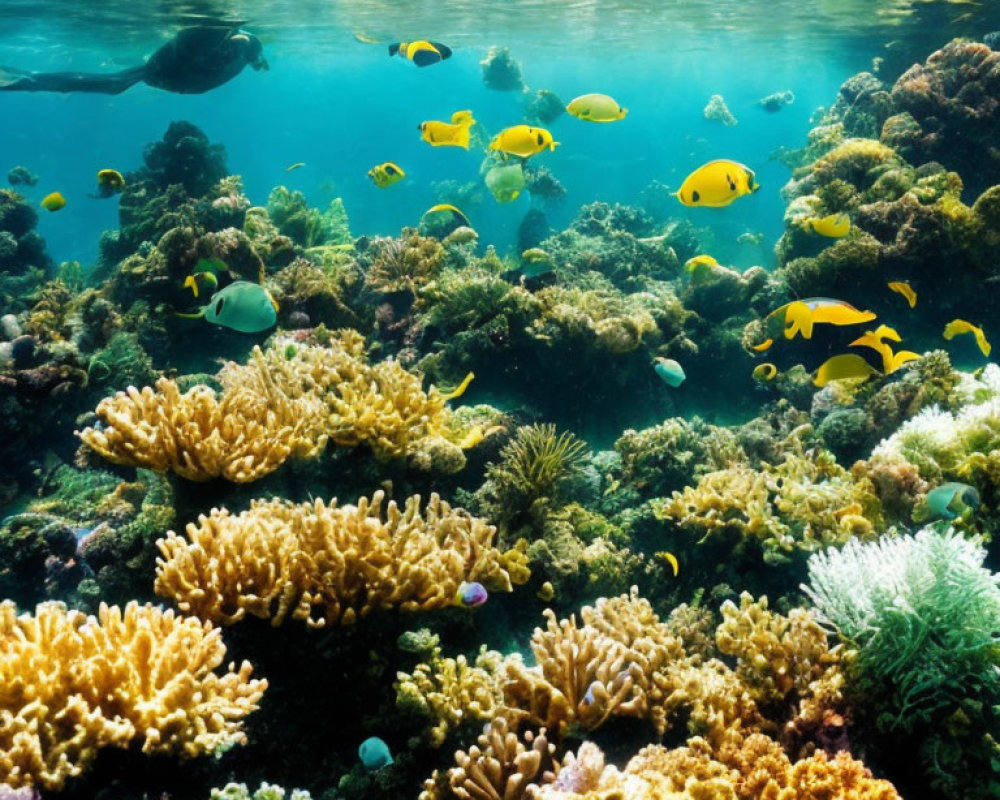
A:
[454, 580, 488, 608]
[582, 680, 601, 706]
[653, 357, 686, 388]
[925, 482, 980, 520]
[358, 736, 393, 770]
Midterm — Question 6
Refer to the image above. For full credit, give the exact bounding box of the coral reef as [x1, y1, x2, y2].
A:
[0, 600, 265, 790]
[479, 46, 526, 91]
[155, 490, 522, 626]
[704, 93, 738, 126]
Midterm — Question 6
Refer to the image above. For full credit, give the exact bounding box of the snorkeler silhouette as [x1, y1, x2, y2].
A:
[0, 26, 267, 95]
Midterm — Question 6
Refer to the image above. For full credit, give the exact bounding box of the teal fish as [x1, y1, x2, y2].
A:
[178, 281, 278, 333]
[358, 736, 393, 770]
[653, 356, 685, 387]
[925, 482, 980, 520]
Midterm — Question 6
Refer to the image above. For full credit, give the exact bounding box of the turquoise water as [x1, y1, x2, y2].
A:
[2, 0, 992, 270]
[4, 3, 1000, 800]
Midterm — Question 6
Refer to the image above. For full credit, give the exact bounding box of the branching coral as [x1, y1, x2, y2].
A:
[155, 490, 522, 627]
[655, 446, 884, 562]
[395, 635, 504, 748]
[0, 600, 265, 790]
[421, 717, 559, 800]
[76, 373, 326, 483]
[223, 334, 480, 472]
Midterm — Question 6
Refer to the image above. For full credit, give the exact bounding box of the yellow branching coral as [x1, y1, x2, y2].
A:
[655, 449, 884, 561]
[155, 490, 520, 627]
[502, 607, 648, 735]
[716, 593, 847, 753]
[365, 230, 446, 294]
[224, 334, 479, 473]
[0, 600, 265, 791]
[76, 372, 326, 483]
[395, 641, 504, 748]
[420, 717, 560, 800]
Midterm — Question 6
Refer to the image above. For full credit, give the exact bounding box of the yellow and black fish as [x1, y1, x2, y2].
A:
[389, 40, 452, 67]
[367, 162, 405, 188]
[95, 168, 125, 198]
[419, 110, 476, 149]
[674, 159, 759, 208]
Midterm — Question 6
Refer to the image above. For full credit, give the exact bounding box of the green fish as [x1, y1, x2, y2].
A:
[925, 482, 980, 521]
[177, 281, 279, 333]
[484, 162, 525, 203]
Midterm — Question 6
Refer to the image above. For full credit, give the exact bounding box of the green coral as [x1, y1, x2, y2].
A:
[805, 527, 1000, 731]
[267, 186, 352, 248]
[210, 783, 312, 800]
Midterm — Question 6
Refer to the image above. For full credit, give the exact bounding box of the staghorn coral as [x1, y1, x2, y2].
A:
[422, 717, 558, 800]
[655, 445, 884, 563]
[0, 600, 265, 791]
[395, 633, 504, 748]
[76, 371, 326, 483]
[227, 334, 480, 472]
[155, 490, 522, 627]
[486, 424, 590, 510]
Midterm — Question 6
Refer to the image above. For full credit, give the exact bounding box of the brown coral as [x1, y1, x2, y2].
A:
[0, 600, 265, 791]
[155, 490, 521, 627]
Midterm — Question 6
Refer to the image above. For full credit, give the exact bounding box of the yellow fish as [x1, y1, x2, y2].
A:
[674, 159, 759, 208]
[566, 93, 628, 122]
[813, 353, 881, 387]
[849, 325, 919, 374]
[684, 254, 719, 276]
[423, 203, 470, 227]
[489, 125, 560, 158]
[419, 110, 475, 149]
[752, 362, 778, 382]
[943, 319, 991, 357]
[753, 298, 877, 351]
[96, 168, 125, 190]
[887, 280, 917, 308]
[367, 161, 405, 188]
[802, 212, 851, 238]
[40, 191, 66, 211]
[388, 40, 452, 67]
[285, 162, 306, 173]
[655, 551, 679, 577]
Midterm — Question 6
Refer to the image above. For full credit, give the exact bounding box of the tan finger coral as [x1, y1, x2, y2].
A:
[395, 640, 504, 748]
[76, 372, 326, 483]
[223, 334, 480, 473]
[421, 717, 560, 800]
[0, 600, 266, 791]
[155, 490, 521, 628]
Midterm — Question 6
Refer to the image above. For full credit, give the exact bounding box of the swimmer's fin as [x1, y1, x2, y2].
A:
[0, 65, 145, 94]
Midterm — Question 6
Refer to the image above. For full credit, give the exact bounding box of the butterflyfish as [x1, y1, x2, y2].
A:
[801, 212, 850, 238]
[684, 254, 719, 277]
[388, 40, 452, 67]
[419, 110, 475, 149]
[176, 281, 278, 334]
[367, 161, 405, 188]
[484, 162, 525, 203]
[454, 580, 488, 607]
[95, 169, 125, 197]
[655, 551, 679, 577]
[489, 125, 560, 159]
[943, 318, 991, 357]
[887, 280, 916, 308]
[40, 191, 66, 211]
[566, 93, 628, 122]
[285, 162, 306, 173]
[924, 481, 980, 521]
[813, 353, 881, 387]
[752, 362, 778, 382]
[754, 297, 877, 351]
[653, 357, 686, 387]
[674, 160, 759, 208]
[423, 203, 470, 227]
